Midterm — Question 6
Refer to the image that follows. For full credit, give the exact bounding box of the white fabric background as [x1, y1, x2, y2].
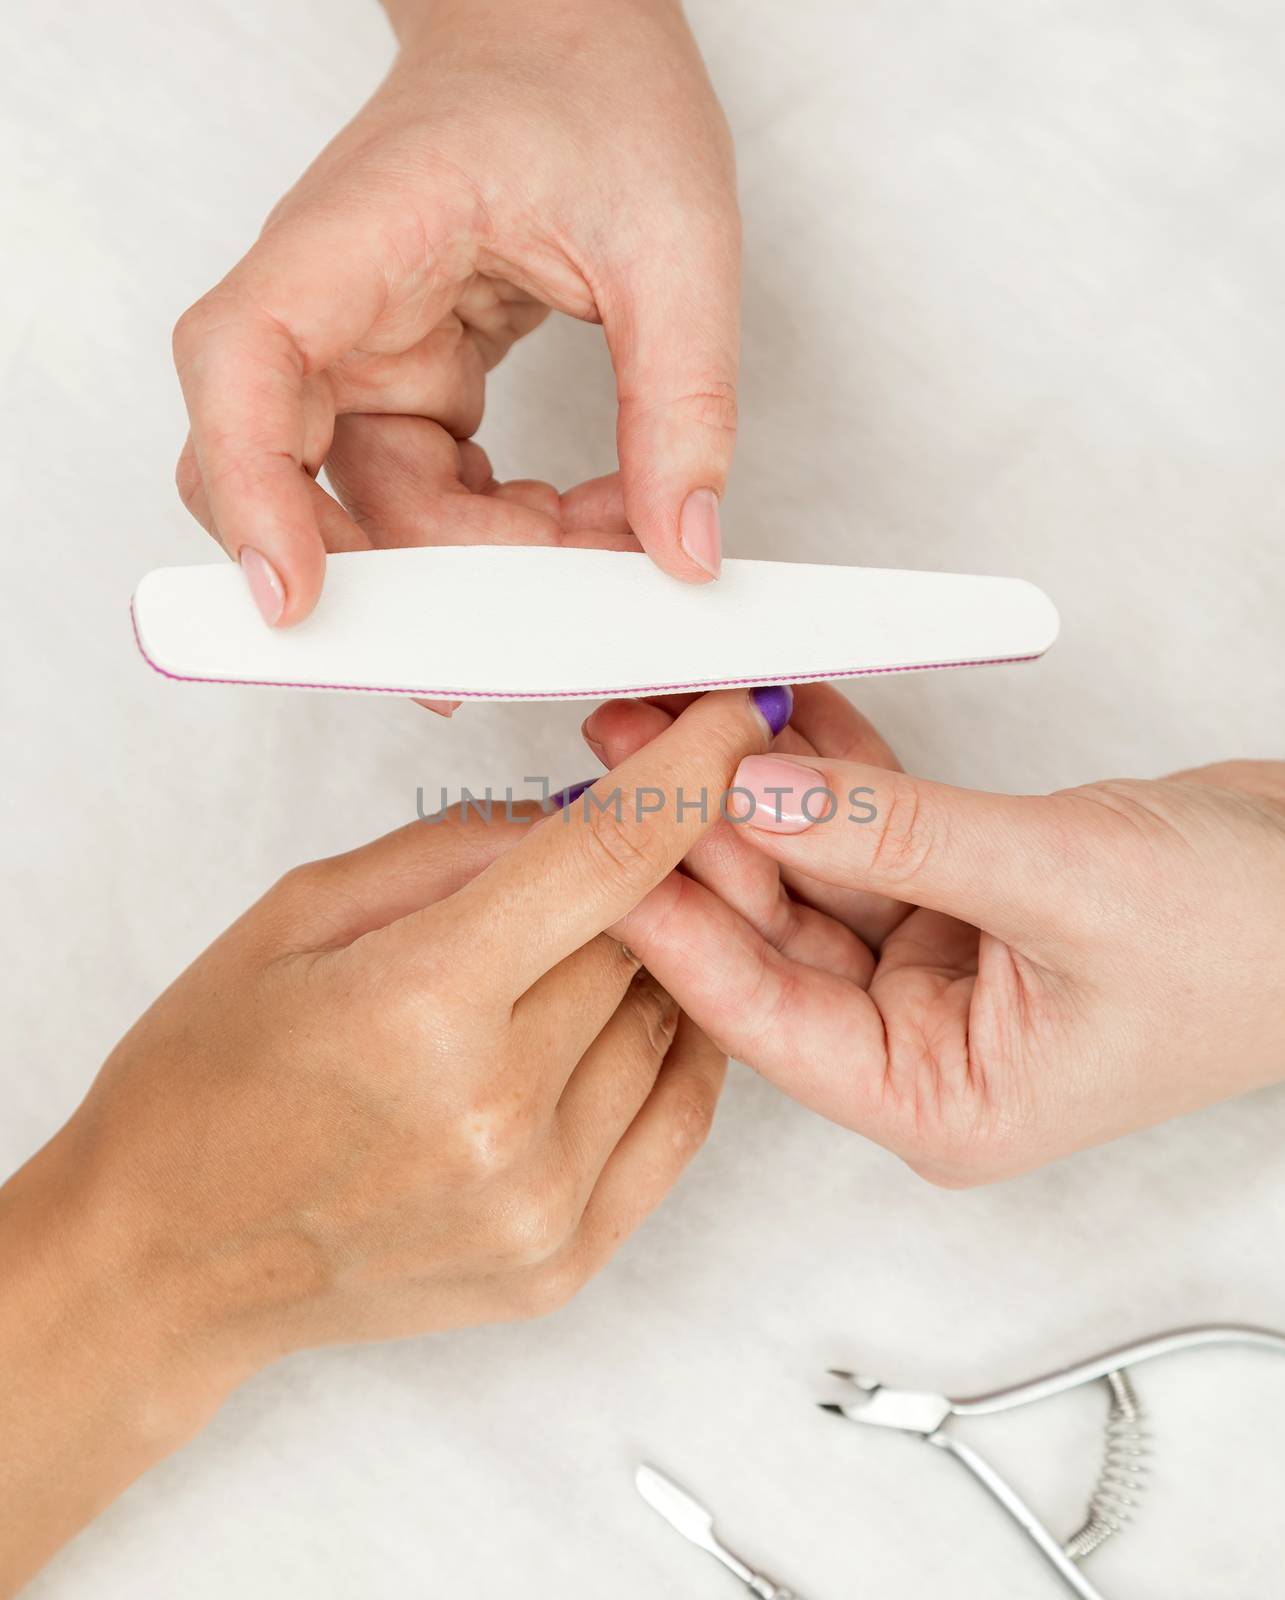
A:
[3, 2, 1284, 1594]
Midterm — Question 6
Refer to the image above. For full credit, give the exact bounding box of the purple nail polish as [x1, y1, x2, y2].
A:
[751, 685, 794, 737]
[551, 778, 598, 811]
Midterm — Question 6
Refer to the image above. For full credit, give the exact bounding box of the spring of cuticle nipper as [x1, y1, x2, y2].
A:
[820, 1324, 1285, 1600]
[1063, 1369, 1149, 1561]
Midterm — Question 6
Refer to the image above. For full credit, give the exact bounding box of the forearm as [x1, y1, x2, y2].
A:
[0, 1134, 223, 1596]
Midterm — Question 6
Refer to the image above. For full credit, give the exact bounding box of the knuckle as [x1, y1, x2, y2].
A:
[663, 1075, 720, 1162]
[628, 974, 680, 1058]
[435, 1084, 532, 1185]
[670, 380, 739, 437]
[170, 302, 201, 362]
[906, 1142, 1006, 1190]
[496, 1183, 577, 1270]
[171, 295, 223, 364]
[173, 285, 299, 380]
[693, 705, 763, 783]
[604, 932, 645, 981]
[616, 376, 738, 440]
[247, 859, 346, 953]
[269, 860, 327, 911]
[879, 1024, 1025, 1188]
[578, 799, 670, 885]
[1050, 786, 1189, 935]
[868, 777, 938, 888]
[269, 856, 370, 929]
[1189, 759, 1285, 804]
[518, 1256, 584, 1321]
[897, 1106, 1030, 1191]
[240, 864, 307, 950]
[1067, 780, 1170, 847]
[174, 449, 201, 509]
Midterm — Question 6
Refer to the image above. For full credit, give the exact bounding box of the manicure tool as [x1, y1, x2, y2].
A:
[820, 1323, 1285, 1600]
[635, 1464, 808, 1599]
[130, 546, 1059, 700]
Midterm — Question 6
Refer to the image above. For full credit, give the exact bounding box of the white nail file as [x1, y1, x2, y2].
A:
[130, 546, 1059, 701]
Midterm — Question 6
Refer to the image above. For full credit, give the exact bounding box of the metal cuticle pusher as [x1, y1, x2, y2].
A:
[635, 1463, 808, 1599]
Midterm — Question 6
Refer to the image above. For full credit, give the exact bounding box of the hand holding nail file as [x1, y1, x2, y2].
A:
[131, 546, 1058, 700]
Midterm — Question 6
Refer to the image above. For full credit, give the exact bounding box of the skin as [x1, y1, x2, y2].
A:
[0, 690, 781, 1596]
[3, 683, 1278, 1587]
[172, 0, 741, 648]
[584, 687, 1285, 1184]
[22, 0, 1276, 1587]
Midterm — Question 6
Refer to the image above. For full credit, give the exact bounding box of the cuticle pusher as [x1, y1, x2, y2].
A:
[635, 1463, 808, 1599]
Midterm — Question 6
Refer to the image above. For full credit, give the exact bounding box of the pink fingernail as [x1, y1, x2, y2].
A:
[240, 547, 285, 626]
[729, 755, 834, 833]
[679, 488, 722, 579]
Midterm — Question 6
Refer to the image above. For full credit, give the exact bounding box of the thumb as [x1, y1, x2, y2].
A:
[727, 753, 1065, 941]
[602, 222, 742, 585]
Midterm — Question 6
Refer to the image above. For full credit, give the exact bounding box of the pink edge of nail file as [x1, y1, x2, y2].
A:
[130, 546, 1059, 701]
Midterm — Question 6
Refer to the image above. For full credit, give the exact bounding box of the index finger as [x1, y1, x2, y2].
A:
[403, 686, 794, 1001]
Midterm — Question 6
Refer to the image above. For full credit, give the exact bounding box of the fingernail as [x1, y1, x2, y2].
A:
[584, 732, 608, 765]
[679, 488, 722, 579]
[729, 754, 829, 833]
[551, 778, 598, 811]
[415, 699, 462, 717]
[240, 547, 285, 626]
[751, 685, 794, 737]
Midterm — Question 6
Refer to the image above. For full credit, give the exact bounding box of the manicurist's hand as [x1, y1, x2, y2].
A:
[584, 687, 1285, 1184]
[173, 0, 740, 631]
[0, 687, 787, 1595]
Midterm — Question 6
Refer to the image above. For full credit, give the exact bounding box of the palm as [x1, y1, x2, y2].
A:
[590, 687, 1048, 1165]
[175, 255, 632, 563]
[322, 413, 640, 557]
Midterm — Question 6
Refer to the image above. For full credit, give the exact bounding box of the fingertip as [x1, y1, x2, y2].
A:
[559, 472, 632, 539]
[635, 517, 720, 586]
[492, 477, 563, 520]
[603, 259, 739, 585]
[581, 699, 634, 745]
[271, 551, 325, 629]
[210, 461, 329, 628]
[582, 698, 675, 768]
[750, 685, 794, 739]
[581, 702, 615, 748]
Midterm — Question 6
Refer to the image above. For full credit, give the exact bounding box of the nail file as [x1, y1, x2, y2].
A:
[130, 546, 1059, 701]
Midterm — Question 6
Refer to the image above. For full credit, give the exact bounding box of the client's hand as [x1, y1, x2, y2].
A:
[584, 687, 1285, 1184]
[0, 687, 787, 1595]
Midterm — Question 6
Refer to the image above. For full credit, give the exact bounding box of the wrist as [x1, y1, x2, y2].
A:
[0, 1131, 251, 1593]
[0, 1131, 240, 1457]
[383, 0, 682, 54]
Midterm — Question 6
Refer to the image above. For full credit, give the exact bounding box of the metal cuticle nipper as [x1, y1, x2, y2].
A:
[819, 1323, 1285, 1600]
